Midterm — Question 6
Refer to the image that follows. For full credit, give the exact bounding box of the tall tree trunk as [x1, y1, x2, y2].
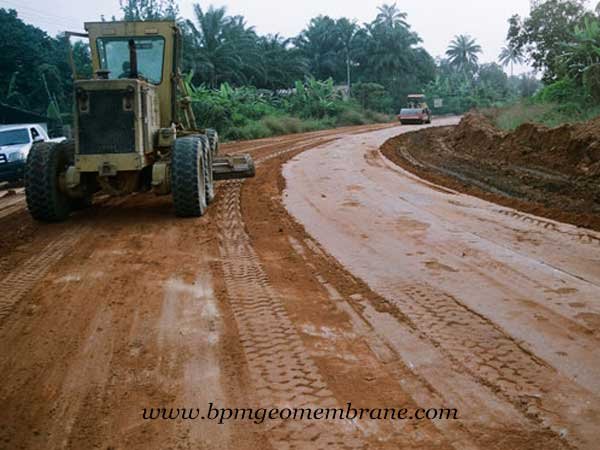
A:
[346, 51, 351, 98]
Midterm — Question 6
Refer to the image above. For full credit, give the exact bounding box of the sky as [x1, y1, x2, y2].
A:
[2, 0, 535, 74]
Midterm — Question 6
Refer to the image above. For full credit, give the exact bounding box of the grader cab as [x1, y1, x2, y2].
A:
[25, 20, 254, 222]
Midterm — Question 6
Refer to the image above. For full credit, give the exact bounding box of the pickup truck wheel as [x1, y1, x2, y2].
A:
[25, 141, 71, 222]
[172, 137, 207, 217]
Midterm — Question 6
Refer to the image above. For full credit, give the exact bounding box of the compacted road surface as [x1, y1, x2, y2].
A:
[0, 119, 598, 449]
[284, 117, 600, 449]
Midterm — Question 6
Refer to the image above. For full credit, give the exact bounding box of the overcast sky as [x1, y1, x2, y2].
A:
[4, 0, 535, 74]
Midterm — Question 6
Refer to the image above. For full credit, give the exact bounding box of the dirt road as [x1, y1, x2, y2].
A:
[1, 120, 598, 449]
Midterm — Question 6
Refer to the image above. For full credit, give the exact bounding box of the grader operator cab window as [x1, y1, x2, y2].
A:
[97, 36, 165, 84]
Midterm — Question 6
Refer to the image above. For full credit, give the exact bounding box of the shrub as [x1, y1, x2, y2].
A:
[492, 101, 556, 130]
[186, 76, 392, 141]
[485, 100, 600, 130]
[364, 110, 393, 123]
[535, 78, 584, 104]
[336, 109, 368, 126]
[351, 82, 391, 112]
[583, 64, 600, 104]
[261, 115, 304, 135]
[226, 121, 270, 141]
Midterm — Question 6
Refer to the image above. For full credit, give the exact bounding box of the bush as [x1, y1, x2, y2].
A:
[535, 78, 585, 104]
[300, 118, 329, 132]
[483, 100, 600, 130]
[351, 82, 391, 112]
[336, 108, 368, 126]
[490, 101, 555, 130]
[364, 110, 393, 123]
[260, 115, 306, 135]
[583, 64, 600, 104]
[186, 76, 392, 141]
[226, 121, 270, 141]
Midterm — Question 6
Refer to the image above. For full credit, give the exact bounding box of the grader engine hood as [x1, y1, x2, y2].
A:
[74, 79, 160, 173]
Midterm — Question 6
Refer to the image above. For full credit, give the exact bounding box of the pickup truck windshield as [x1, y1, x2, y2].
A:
[0, 129, 29, 146]
[97, 36, 165, 84]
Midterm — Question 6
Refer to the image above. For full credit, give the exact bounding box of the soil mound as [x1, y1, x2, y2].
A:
[452, 113, 600, 177]
[381, 114, 600, 231]
[450, 113, 504, 155]
[501, 119, 600, 177]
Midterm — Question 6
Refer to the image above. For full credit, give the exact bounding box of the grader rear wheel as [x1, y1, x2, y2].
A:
[198, 135, 215, 204]
[206, 128, 219, 157]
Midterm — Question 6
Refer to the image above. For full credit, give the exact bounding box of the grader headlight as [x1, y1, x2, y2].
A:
[76, 88, 89, 114]
[123, 86, 135, 112]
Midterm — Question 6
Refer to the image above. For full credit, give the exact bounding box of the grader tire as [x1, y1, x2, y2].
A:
[206, 128, 219, 157]
[198, 135, 215, 204]
[172, 137, 207, 217]
[25, 141, 72, 222]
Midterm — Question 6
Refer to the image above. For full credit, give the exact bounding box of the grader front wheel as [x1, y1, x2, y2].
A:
[25, 141, 72, 222]
[171, 137, 213, 217]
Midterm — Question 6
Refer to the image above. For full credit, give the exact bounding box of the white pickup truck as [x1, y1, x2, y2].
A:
[0, 124, 66, 183]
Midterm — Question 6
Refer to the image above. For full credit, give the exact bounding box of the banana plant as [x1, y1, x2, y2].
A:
[560, 16, 600, 80]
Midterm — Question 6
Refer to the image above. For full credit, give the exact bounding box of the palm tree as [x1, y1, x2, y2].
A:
[498, 45, 524, 77]
[258, 34, 307, 89]
[185, 4, 261, 87]
[446, 34, 482, 74]
[375, 3, 409, 29]
[336, 18, 358, 93]
[356, 20, 421, 84]
[296, 16, 342, 81]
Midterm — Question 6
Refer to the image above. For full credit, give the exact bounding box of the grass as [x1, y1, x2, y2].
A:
[222, 110, 393, 141]
[481, 100, 600, 131]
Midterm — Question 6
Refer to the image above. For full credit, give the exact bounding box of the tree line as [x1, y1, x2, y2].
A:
[1, 0, 598, 126]
[506, 0, 600, 106]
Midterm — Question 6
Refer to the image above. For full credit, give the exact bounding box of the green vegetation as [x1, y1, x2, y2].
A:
[1, 0, 599, 139]
[187, 78, 390, 140]
[483, 100, 600, 130]
[485, 0, 600, 130]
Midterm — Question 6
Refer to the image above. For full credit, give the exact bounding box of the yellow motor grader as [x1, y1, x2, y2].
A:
[25, 20, 254, 221]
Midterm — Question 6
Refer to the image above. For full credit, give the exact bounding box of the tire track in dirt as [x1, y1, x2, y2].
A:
[0, 189, 26, 219]
[363, 266, 598, 448]
[242, 122, 577, 450]
[493, 208, 600, 247]
[216, 137, 372, 449]
[217, 181, 366, 449]
[0, 201, 25, 219]
[0, 196, 133, 327]
[0, 225, 87, 324]
[282, 124, 600, 449]
[0, 257, 9, 274]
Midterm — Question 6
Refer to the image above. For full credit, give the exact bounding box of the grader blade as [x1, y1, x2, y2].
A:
[212, 154, 256, 180]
